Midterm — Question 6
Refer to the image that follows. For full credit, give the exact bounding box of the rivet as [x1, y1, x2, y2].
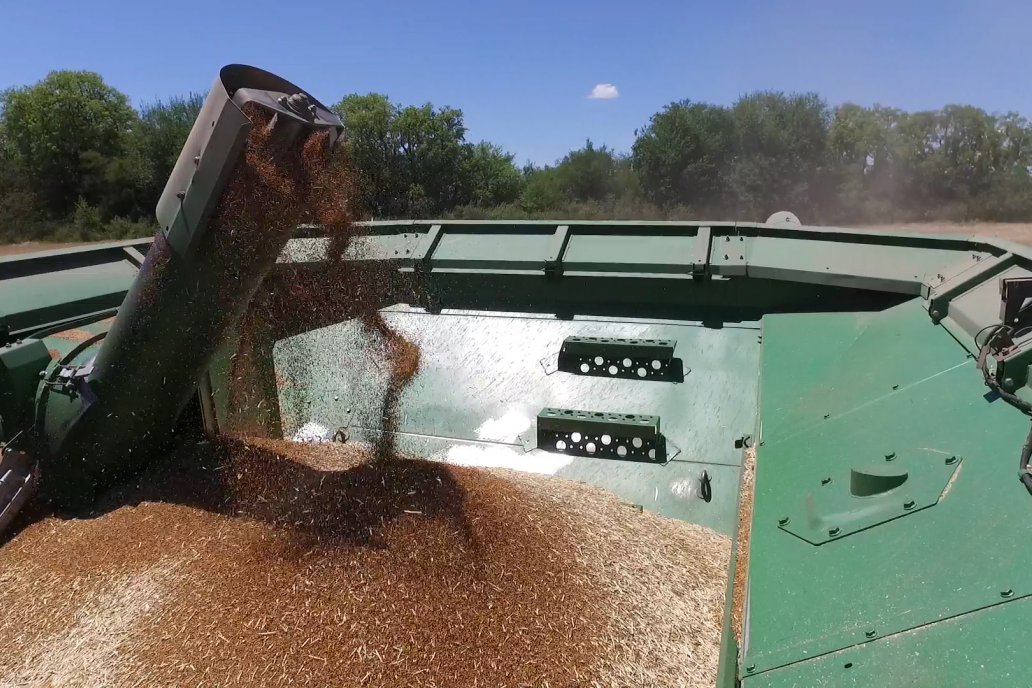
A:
[885, 452, 896, 461]
[903, 499, 915, 510]
[865, 630, 876, 638]
[823, 413, 830, 419]
[828, 527, 840, 536]
[1001, 589, 1014, 598]
[1004, 377, 1015, 388]
[821, 477, 832, 486]
[892, 384, 899, 390]
[778, 517, 790, 526]
[945, 456, 958, 465]
[931, 309, 941, 318]
[746, 665, 755, 673]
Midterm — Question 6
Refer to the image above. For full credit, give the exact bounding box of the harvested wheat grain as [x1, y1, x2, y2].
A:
[0, 438, 730, 688]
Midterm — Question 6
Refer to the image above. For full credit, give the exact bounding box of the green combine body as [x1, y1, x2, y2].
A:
[2, 64, 1031, 686]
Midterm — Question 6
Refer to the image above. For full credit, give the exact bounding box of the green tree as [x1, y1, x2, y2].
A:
[631, 101, 735, 210]
[460, 142, 523, 207]
[730, 92, 830, 219]
[554, 140, 621, 202]
[826, 104, 903, 220]
[0, 70, 138, 216]
[137, 93, 204, 206]
[334, 94, 506, 217]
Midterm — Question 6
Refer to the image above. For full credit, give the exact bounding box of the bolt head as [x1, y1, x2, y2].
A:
[1001, 589, 1014, 598]
[903, 500, 916, 510]
[1004, 377, 1016, 388]
[865, 630, 876, 638]
[828, 527, 841, 536]
[778, 517, 790, 526]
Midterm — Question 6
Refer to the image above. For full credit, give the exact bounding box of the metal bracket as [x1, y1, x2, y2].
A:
[778, 451, 962, 545]
[536, 407, 668, 463]
[689, 226, 712, 277]
[43, 360, 96, 403]
[543, 225, 570, 278]
[1000, 277, 1032, 333]
[556, 336, 685, 382]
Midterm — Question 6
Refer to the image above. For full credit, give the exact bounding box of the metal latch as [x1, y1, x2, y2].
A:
[42, 360, 96, 403]
[1000, 277, 1032, 334]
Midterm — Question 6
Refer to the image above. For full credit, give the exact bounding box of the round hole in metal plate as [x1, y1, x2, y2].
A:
[608, 365, 618, 375]
[632, 437, 643, 449]
[616, 445, 628, 457]
[622, 358, 632, 367]
[637, 367, 647, 378]
[648, 449, 656, 460]
[585, 442, 596, 453]
[651, 359, 662, 370]
[601, 434, 612, 445]
[594, 356, 604, 365]
[555, 440, 567, 451]
[579, 363, 590, 373]
[571, 432, 582, 443]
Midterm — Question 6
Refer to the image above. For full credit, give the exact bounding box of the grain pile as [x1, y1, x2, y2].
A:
[0, 438, 731, 687]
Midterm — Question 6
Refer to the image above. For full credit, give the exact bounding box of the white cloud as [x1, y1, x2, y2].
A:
[588, 83, 619, 100]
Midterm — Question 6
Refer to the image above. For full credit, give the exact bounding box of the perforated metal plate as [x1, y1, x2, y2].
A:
[536, 407, 666, 463]
[556, 336, 684, 381]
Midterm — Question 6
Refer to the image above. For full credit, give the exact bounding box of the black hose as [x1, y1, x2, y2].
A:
[1020, 425, 1032, 497]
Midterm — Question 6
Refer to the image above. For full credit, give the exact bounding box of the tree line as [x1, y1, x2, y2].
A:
[3, 70, 1032, 243]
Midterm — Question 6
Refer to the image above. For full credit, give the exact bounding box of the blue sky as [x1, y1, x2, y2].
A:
[1, 0, 1030, 165]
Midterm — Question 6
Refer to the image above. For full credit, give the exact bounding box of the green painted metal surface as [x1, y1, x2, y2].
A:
[273, 308, 761, 536]
[749, 597, 1032, 687]
[14, 217, 1032, 684]
[0, 262, 138, 339]
[745, 299, 1032, 680]
[0, 339, 51, 440]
